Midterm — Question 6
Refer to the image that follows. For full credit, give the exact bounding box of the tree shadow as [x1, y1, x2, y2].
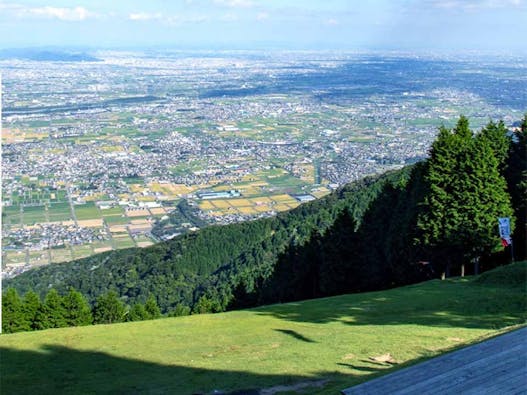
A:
[254, 276, 526, 329]
[0, 343, 447, 395]
[274, 329, 316, 343]
[0, 344, 366, 395]
[336, 363, 381, 373]
[254, 164, 430, 309]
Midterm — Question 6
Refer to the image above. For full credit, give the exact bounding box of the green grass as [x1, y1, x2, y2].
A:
[1, 262, 525, 394]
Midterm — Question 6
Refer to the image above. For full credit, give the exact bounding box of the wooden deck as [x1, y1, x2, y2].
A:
[342, 327, 527, 395]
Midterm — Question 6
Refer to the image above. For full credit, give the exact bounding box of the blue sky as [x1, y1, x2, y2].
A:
[0, 0, 526, 51]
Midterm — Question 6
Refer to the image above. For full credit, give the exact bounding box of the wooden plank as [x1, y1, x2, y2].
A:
[359, 331, 526, 392]
[475, 369, 527, 395]
[422, 347, 525, 394]
[342, 327, 527, 395]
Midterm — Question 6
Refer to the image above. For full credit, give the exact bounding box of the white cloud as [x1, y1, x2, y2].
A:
[128, 12, 208, 25]
[427, 0, 525, 10]
[0, 3, 99, 21]
[128, 12, 163, 21]
[213, 0, 254, 8]
[325, 18, 339, 26]
[29, 6, 93, 21]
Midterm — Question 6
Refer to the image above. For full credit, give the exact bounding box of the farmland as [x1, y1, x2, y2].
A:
[2, 51, 524, 276]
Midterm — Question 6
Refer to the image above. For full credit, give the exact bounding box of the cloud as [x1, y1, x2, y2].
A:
[128, 12, 163, 21]
[212, 0, 254, 8]
[425, 0, 525, 11]
[0, 3, 99, 21]
[29, 6, 93, 21]
[128, 12, 208, 25]
[325, 18, 339, 26]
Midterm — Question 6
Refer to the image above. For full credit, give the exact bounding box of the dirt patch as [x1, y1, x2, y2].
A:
[368, 353, 396, 364]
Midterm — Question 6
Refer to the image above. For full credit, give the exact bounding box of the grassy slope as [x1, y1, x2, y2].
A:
[1, 262, 525, 395]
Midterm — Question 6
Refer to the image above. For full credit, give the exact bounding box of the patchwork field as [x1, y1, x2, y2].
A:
[3, 161, 325, 272]
[198, 193, 301, 216]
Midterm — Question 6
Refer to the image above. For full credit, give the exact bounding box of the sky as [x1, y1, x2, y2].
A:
[0, 0, 526, 52]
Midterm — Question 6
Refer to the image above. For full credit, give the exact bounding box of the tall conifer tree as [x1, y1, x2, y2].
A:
[35, 289, 67, 329]
[22, 290, 42, 330]
[418, 116, 513, 275]
[93, 291, 127, 324]
[2, 288, 30, 333]
[63, 287, 93, 326]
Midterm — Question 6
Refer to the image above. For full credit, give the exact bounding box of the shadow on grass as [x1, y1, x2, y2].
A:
[336, 363, 381, 373]
[254, 279, 527, 329]
[0, 344, 365, 395]
[0, 343, 449, 395]
[274, 329, 316, 343]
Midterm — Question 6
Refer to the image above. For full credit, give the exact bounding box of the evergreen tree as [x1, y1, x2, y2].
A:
[506, 114, 527, 259]
[22, 290, 42, 330]
[418, 117, 514, 275]
[93, 291, 127, 324]
[128, 303, 148, 321]
[2, 288, 30, 333]
[477, 120, 510, 171]
[417, 119, 472, 270]
[167, 304, 191, 317]
[62, 287, 93, 326]
[192, 295, 221, 314]
[35, 289, 67, 329]
[318, 210, 359, 295]
[454, 136, 514, 258]
[144, 295, 161, 319]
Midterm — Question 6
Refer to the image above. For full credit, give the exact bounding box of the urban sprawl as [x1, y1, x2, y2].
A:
[2, 51, 523, 277]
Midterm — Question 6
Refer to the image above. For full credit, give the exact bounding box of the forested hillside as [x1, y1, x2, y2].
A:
[5, 167, 404, 312]
[4, 116, 526, 329]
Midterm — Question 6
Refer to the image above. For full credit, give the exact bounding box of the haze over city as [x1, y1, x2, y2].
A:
[1, 0, 526, 51]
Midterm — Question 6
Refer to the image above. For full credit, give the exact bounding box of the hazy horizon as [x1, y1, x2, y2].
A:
[1, 0, 526, 52]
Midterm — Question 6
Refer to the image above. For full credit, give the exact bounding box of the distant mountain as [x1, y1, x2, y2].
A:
[0, 49, 100, 62]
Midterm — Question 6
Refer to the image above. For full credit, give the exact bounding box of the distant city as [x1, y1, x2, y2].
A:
[2, 50, 526, 277]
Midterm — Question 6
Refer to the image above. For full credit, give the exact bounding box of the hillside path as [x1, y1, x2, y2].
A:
[341, 327, 527, 395]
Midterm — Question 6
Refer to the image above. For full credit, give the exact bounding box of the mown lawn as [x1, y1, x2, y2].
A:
[1, 262, 525, 394]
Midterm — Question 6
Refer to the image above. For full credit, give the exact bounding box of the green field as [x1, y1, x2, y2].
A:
[21, 205, 47, 225]
[112, 234, 136, 248]
[71, 245, 94, 259]
[47, 202, 73, 222]
[100, 206, 124, 216]
[50, 247, 73, 264]
[1, 263, 525, 394]
[73, 202, 101, 220]
[2, 206, 22, 225]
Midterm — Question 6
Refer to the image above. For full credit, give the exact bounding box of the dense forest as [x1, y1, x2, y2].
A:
[3, 116, 526, 333]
